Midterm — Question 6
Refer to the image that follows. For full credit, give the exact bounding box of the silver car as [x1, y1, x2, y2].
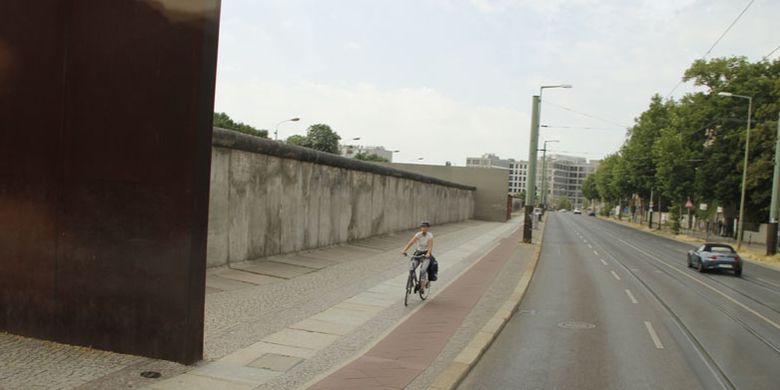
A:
[687, 243, 742, 276]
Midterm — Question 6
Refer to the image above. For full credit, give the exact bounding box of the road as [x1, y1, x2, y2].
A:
[460, 212, 780, 390]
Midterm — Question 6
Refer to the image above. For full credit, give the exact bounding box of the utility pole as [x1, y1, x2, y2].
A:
[523, 95, 541, 243]
[540, 140, 559, 211]
[768, 113, 780, 255]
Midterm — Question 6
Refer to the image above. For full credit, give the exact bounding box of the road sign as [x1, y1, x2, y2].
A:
[685, 199, 694, 209]
[699, 203, 708, 211]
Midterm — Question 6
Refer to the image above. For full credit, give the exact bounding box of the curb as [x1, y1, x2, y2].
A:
[597, 216, 780, 272]
[429, 218, 548, 389]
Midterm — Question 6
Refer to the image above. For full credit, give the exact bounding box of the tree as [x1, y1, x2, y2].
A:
[286, 123, 342, 154]
[556, 196, 572, 211]
[305, 124, 341, 154]
[581, 174, 599, 201]
[286, 134, 308, 147]
[354, 152, 389, 162]
[213, 112, 268, 138]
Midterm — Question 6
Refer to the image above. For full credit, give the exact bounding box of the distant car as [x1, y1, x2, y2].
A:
[573, 209, 582, 215]
[559, 209, 568, 213]
[687, 243, 742, 276]
[587, 210, 596, 216]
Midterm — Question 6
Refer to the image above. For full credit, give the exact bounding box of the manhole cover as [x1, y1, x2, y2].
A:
[140, 371, 162, 379]
[558, 321, 596, 329]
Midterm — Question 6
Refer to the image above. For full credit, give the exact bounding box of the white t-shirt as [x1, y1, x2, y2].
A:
[413, 231, 433, 252]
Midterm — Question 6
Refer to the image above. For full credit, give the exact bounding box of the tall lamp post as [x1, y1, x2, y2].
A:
[768, 114, 780, 255]
[540, 140, 560, 210]
[717, 92, 752, 250]
[274, 117, 300, 141]
[523, 84, 571, 243]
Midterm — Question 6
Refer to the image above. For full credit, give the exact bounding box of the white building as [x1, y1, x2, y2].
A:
[466, 153, 599, 209]
[340, 145, 394, 162]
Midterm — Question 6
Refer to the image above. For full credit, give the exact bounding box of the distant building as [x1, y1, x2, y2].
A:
[340, 145, 394, 162]
[466, 153, 600, 208]
[465, 153, 511, 169]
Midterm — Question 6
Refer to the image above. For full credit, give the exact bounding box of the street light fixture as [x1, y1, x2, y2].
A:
[540, 140, 560, 209]
[717, 91, 753, 250]
[274, 117, 300, 141]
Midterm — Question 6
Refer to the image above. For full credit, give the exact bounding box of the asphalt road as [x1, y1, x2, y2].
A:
[460, 213, 780, 390]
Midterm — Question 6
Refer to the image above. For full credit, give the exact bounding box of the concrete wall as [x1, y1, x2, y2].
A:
[207, 129, 475, 267]
[381, 163, 510, 222]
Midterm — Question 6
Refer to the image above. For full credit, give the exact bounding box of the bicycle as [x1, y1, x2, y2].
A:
[403, 252, 431, 306]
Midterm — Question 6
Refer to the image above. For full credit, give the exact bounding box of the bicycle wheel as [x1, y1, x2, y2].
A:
[404, 271, 414, 307]
[419, 279, 430, 300]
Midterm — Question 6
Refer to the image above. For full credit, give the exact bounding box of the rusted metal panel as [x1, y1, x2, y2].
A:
[0, 0, 220, 364]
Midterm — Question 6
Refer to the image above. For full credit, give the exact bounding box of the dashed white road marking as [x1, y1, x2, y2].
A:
[625, 289, 639, 304]
[594, 251, 599, 256]
[644, 321, 664, 349]
[610, 270, 622, 280]
[600, 259, 608, 266]
[588, 244, 593, 249]
[616, 237, 780, 331]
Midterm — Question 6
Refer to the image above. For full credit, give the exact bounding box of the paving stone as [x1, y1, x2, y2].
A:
[248, 353, 303, 372]
[231, 261, 316, 279]
[146, 373, 254, 390]
[263, 329, 340, 350]
[290, 318, 358, 336]
[214, 268, 282, 285]
[205, 273, 257, 291]
[190, 362, 280, 385]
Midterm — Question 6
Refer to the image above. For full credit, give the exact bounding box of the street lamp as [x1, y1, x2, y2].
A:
[540, 140, 560, 209]
[523, 84, 572, 243]
[717, 91, 752, 250]
[274, 117, 300, 141]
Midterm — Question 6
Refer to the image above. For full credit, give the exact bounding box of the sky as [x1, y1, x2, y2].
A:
[214, 0, 779, 165]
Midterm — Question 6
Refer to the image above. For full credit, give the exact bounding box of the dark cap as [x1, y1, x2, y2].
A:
[420, 221, 431, 227]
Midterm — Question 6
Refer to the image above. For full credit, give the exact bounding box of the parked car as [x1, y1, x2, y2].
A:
[587, 210, 596, 216]
[573, 209, 582, 215]
[687, 243, 742, 276]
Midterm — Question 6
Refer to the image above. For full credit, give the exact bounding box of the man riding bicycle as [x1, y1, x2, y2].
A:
[401, 221, 434, 294]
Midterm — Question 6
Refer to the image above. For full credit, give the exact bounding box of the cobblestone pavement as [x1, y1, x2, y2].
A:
[0, 332, 143, 390]
[0, 219, 525, 390]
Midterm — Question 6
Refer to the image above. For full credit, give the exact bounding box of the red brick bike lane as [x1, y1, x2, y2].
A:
[309, 227, 524, 389]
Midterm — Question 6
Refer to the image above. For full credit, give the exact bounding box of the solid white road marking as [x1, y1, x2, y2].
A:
[644, 321, 664, 349]
[625, 289, 639, 304]
[600, 259, 608, 266]
[611, 270, 622, 280]
[758, 277, 780, 288]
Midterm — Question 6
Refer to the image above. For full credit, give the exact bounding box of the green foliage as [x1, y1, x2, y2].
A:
[286, 134, 308, 146]
[286, 123, 341, 154]
[556, 197, 572, 211]
[587, 56, 780, 225]
[213, 112, 268, 138]
[354, 152, 389, 162]
[581, 174, 599, 201]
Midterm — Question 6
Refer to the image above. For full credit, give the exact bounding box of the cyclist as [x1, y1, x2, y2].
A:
[401, 221, 434, 293]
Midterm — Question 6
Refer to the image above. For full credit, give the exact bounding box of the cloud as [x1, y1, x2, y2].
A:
[215, 80, 528, 165]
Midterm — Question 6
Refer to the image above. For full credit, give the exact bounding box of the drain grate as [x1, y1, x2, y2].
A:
[140, 371, 162, 379]
[558, 321, 596, 329]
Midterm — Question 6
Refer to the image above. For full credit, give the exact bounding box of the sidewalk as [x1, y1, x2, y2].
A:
[1, 218, 537, 390]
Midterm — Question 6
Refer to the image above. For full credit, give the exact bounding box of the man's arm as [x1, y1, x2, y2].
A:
[426, 238, 433, 257]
